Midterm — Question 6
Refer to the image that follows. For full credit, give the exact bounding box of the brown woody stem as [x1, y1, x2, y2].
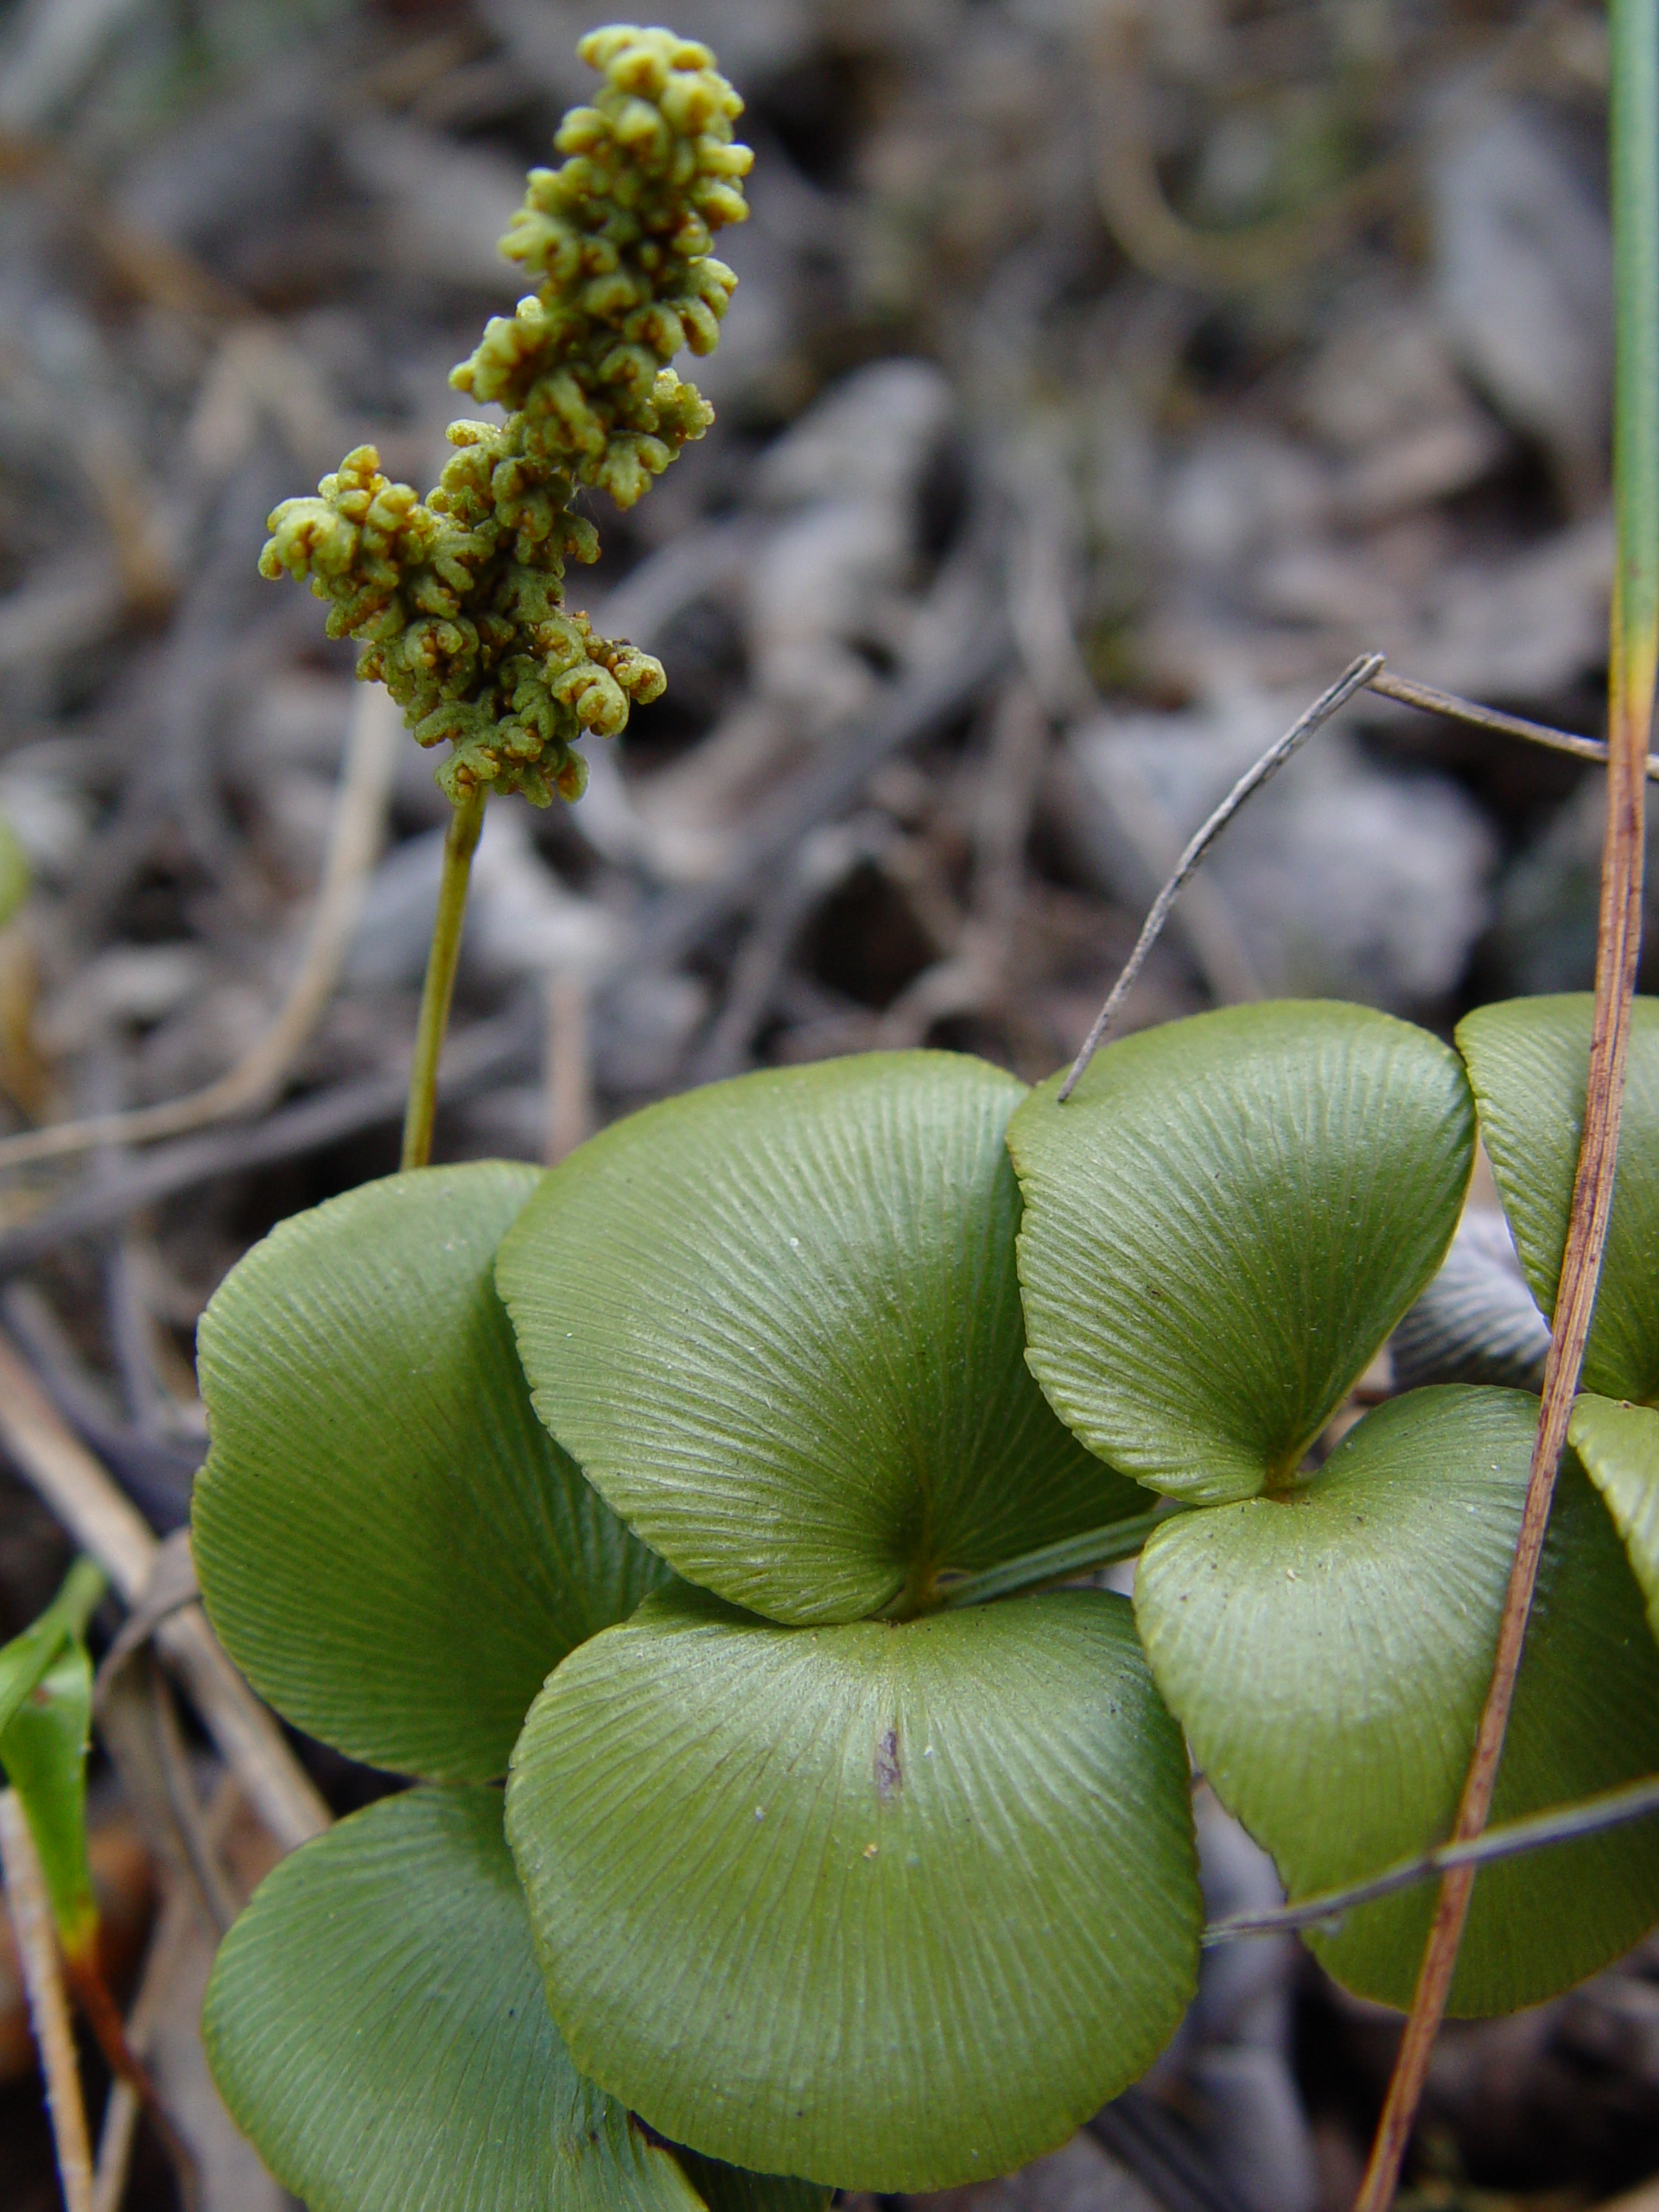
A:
[65, 1950, 199, 2212]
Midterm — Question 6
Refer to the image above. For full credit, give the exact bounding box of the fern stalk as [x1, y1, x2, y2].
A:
[400, 788, 486, 1171]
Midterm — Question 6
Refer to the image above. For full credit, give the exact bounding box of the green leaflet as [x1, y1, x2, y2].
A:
[0, 1639, 98, 1959]
[0, 1557, 103, 1743]
[1008, 1001, 1474, 1503]
[0, 1559, 105, 1957]
[194, 1161, 671, 1783]
[203, 1786, 820, 2212]
[497, 1052, 1143, 1627]
[507, 1584, 1200, 2191]
[674, 2157, 827, 2212]
[1458, 995, 1659, 1404]
[1135, 1387, 1659, 2014]
[1571, 1393, 1659, 1641]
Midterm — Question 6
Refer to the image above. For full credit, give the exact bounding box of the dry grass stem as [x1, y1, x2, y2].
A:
[1058, 653, 1384, 1100]
[1368, 668, 1659, 778]
[89, 1887, 194, 2212]
[1206, 1769, 1659, 1944]
[92, 1777, 240, 2212]
[1354, 578, 1651, 2212]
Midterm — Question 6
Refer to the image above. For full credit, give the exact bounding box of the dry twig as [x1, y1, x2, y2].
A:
[1058, 654, 1384, 1099]
[90, 1884, 194, 2212]
[1, 1787, 94, 2212]
[1356, 647, 1649, 2212]
[1206, 1770, 1659, 1945]
[1369, 668, 1659, 777]
[0, 683, 397, 1174]
[0, 1003, 540, 1282]
[92, 1774, 241, 2212]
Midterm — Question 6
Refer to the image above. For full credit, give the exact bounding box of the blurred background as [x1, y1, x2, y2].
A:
[0, 0, 1655, 2207]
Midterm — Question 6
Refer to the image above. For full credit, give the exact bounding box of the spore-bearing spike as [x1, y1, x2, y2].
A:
[257, 25, 749, 807]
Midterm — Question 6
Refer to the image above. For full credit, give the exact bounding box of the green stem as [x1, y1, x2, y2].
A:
[931, 1506, 1176, 1611]
[51, 1560, 105, 1643]
[1613, 0, 1659, 728]
[0, 1560, 106, 1745]
[401, 789, 486, 1172]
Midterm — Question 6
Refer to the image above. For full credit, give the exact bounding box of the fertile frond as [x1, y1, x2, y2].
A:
[258, 25, 750, 805]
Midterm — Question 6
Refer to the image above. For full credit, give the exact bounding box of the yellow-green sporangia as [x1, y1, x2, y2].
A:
[257, 25, 750, 807]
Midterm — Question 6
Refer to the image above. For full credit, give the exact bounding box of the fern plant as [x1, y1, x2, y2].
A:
[191, 16, 1659, 2212]
[258, 20, 750, 1170]
[194, 989, 1659, 2212]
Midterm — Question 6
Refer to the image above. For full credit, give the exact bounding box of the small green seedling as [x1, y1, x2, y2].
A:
[0, 1556, 105, 1980]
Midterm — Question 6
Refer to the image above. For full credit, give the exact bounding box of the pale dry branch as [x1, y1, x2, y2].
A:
[0, 681, 397, 1174]
[1354, 0, 1657, 2185]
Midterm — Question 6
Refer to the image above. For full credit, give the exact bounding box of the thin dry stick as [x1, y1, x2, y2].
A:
[0, 682, 397, 1174]
[95, 1636, 241, 1936]
[0, 1330, 329, 1852]
[1368, 667, 1659, 779]
[63, 1955, 198, 2212]
[1354, 1, 1656, 2194]
[1075, 740, 1264, 1013]
[1353, 718, 1649, 2210]
[1207, 1770, 1659, 1945]
[92, 1773, 240, 2212]
[144, 1667, 241, 1935]
[92, 1881, 194, 2212]
[1057, 653, 1383, 1101]
[1058, 652, 1654, 1116]
[1, 1787, 94, 2212]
